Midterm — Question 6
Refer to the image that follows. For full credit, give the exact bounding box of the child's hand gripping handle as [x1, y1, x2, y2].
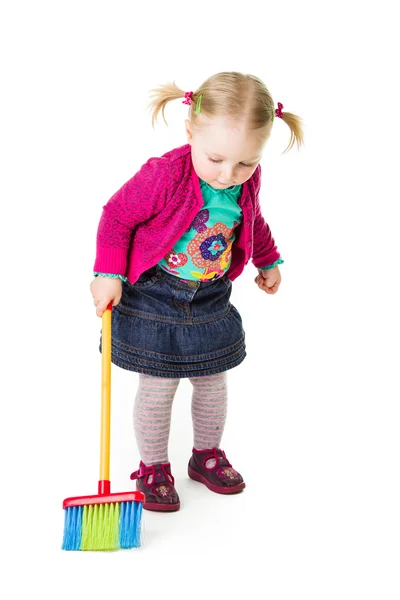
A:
[98, 302, 113, 495]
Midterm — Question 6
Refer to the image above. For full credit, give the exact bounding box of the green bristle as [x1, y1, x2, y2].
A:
[81, 502, 121, 551]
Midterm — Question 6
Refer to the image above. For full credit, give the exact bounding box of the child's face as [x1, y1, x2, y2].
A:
[186, 115, 271, 189]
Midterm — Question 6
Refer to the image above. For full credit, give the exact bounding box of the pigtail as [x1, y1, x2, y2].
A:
[148, 81, 189, 127]
[280, 111, 305, 154]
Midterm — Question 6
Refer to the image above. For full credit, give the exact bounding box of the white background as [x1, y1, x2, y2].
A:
[1, 1, 399, 598]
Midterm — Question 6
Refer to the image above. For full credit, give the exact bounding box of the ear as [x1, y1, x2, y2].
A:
[185, 119, 193, 145]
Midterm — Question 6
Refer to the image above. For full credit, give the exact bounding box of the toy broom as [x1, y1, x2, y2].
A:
[62, 303, 144, 550]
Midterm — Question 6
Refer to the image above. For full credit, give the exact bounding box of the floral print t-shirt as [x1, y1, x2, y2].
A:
[158, 179, 243, 282]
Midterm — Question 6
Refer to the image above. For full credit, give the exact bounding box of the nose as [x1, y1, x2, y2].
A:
[220, 165, 235, 184]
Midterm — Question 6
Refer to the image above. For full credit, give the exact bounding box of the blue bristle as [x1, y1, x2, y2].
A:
[62, 506, 83, 551]
[119, 501, 143, 549]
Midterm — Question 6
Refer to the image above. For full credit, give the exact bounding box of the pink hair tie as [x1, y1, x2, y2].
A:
[275, 102, 284, 119]
[182, 91, 193, 105]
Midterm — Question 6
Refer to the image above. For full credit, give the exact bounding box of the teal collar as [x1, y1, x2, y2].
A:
[200, 179, 241, 196]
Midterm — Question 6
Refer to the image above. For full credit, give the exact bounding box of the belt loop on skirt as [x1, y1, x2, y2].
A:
[174, 285, 199, 305]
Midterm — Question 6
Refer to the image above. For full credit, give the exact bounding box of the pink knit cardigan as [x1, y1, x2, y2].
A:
[94, 144, 281, 284]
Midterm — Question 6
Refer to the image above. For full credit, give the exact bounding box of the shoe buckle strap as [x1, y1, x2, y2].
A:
[161, 463, 175, 484]
[213, 448, 231, 468]
[130, 462, 174, 483]
[130, 465, 153, 480]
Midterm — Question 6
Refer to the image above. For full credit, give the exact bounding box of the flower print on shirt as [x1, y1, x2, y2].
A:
[163, 249, 188, 275]
[187, 222, 237, 281]
[220, 243, 232, 270]
[158, 181, 242, 281]
[163, 209, 211, 277]
[186, 209, 210, 233]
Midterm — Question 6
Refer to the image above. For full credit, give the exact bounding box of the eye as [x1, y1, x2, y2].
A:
[240, 162, 254, 168]
[209, 158, 222, 163]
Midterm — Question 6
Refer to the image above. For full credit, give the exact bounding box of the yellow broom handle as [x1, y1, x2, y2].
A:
[100, 305, 112, 482]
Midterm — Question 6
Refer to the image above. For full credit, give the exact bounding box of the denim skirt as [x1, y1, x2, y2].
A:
[103, 264, 246, 378]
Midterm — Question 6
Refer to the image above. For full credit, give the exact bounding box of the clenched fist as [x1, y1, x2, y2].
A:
[254, 266, 281, 294]
[90, 276, 122, 317]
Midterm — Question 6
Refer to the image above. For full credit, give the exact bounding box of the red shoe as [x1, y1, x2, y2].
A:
[130, 461, 180, 511]
[188, 448, 245, 494]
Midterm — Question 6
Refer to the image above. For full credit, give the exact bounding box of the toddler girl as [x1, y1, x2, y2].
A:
[90, 71, 304, 511]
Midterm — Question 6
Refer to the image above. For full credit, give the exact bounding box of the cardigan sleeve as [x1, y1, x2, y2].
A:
[258, 258, 284, 270]
[93, 157, 170, 276]
[251, 166, 282, 269]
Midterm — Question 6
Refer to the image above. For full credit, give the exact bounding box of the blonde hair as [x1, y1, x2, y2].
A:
[148, 71, 304, 154]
